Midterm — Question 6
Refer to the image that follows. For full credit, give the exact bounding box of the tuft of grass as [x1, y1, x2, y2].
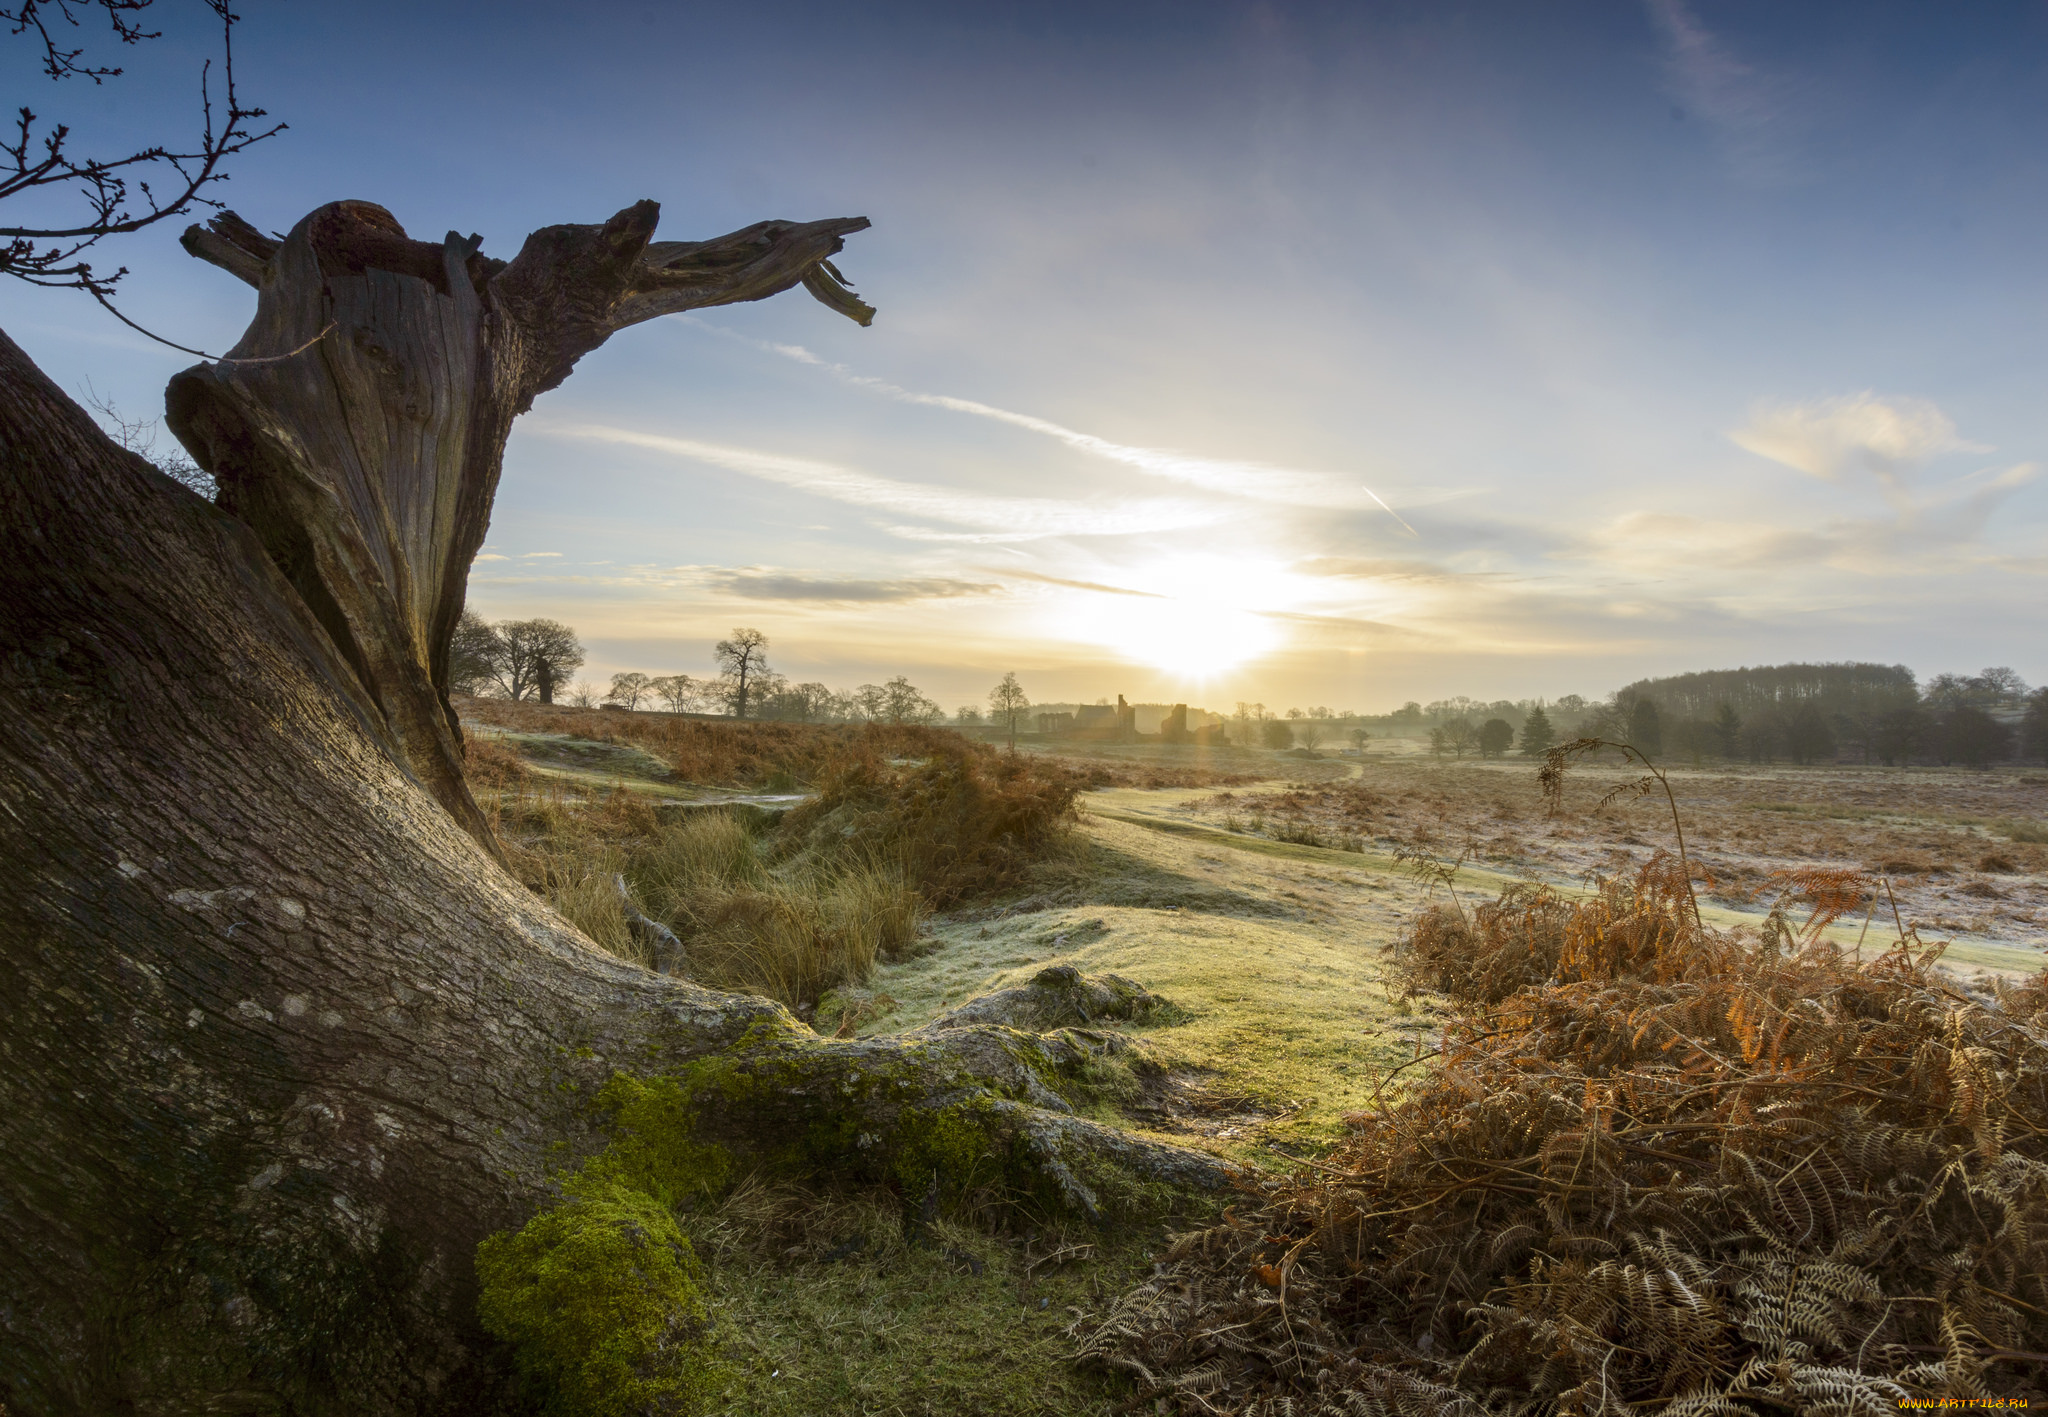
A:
[779, 740, 1080, 907]
[470, 725, 1083, 1011]
[463, 730, 534, 788]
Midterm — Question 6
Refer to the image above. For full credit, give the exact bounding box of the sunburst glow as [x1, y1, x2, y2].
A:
[1059, 555, 1312, 678]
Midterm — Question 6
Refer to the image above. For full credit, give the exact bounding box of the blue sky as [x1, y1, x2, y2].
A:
[6, 0, 2045, 713]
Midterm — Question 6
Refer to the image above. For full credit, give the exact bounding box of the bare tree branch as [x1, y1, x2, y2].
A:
[619, 216, 875, 329]
[0, 0, 284, 304]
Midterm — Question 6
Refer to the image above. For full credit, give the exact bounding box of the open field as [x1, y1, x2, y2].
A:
[1009, 740, 2048, 967]
[456, 713, 2048, 1411]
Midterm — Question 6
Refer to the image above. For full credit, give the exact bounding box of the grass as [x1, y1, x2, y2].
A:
[1072, 858, 2048, 1413]
[692, 1180, 1156, 1416]
[852, 810, 1432, 1164]
[460, 713, 2048, 1413]
[470, 730, 1062, 1009]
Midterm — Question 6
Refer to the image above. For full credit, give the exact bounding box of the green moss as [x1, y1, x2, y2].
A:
[475, 1181, 718, 1416]
[574, 1074, 732, 1208]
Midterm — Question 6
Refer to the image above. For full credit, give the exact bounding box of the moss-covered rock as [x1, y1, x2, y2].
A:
[475, 1181, 717, 1416]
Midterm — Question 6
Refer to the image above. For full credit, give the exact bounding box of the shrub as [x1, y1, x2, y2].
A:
[780, 739, 1078, 906]
[1076, 857, 2048, 1411]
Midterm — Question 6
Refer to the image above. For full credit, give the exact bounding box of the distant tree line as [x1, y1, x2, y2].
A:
[453, 627, 2047, 769]
[1598, 662, 2043, 769]
[1406, 661, 2046, 770]
[452, 618, 956, 725]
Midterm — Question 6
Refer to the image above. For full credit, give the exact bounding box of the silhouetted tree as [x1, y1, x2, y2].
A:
[1710, 703, 1741, 758]
[1262, 718, 1295, 750]
[1441, 718, 1475, 758]
[650, 673, 700, 713]
[713, 627, 770, 718]
[1872, 705, 1928, 766]
[606, 671, 651, 710]
[1941, 706, 2011, 769]
[988, 671, 1029, 750]
[1518, 705, 1555, 757]
[452, 616, 583, 702]
[1478, 718, 1514, 758]
[879, 674, 941, 725]
[2024, 687, 2048, 766]
[449, 610, 502, 696]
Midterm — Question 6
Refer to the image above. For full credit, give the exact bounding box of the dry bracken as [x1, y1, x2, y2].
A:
[1072, 853, 2048, 1413]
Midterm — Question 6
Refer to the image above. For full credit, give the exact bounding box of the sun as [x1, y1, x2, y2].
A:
[1054, 553, 1306, 678]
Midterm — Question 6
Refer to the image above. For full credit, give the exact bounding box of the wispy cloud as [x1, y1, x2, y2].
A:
[1644, 0, 1796, 184]
[686, 319, 1418, 533]
[529, 422, 1222, 542]
[1731, 393, 1986, 482]
[714, 572, 997, 603]
[996, 569, 1170, 599]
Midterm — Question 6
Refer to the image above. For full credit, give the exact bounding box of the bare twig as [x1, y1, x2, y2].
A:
[1, 0, 285, 305]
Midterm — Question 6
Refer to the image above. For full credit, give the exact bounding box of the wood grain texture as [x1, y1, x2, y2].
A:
[168, 200, 872, 856]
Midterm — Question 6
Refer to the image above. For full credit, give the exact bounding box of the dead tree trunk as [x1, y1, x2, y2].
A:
[0, 205, 1231, 1415]
[167, 200, 874, 853]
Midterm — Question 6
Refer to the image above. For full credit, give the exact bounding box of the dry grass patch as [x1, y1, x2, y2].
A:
[1071, 855, 2048, 1412]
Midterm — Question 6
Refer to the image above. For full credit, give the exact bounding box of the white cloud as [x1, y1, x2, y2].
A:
[529, 421, 1224, 542]
[676, 317, 1417, 531]
[1730, 392, 1986, 483]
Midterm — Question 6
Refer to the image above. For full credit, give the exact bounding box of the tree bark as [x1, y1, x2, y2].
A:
[0, 204, 1230, 1415]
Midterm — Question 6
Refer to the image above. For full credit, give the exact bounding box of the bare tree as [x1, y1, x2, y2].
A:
[713, 627, 770, 718]
[880, 673, 941, 725]
[1295, 719, 1325, 751]
[449, 610, 503, 696]
[988, 672, 1029, 750]
[77, 384, 213, 494]
[1442, 718, 1476, 758]
[488, 619, 583, 704]
[606, 671, 651, 710]
[650, 672, 699, 714]
[2, 0, 284, 343]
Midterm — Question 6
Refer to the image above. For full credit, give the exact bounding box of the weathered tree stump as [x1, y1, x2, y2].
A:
[0, 201, 1231, 1415]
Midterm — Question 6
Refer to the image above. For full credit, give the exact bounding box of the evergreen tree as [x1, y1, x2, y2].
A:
[1786, 703, 1837, 765]
[1518, 705, 1556, 757]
